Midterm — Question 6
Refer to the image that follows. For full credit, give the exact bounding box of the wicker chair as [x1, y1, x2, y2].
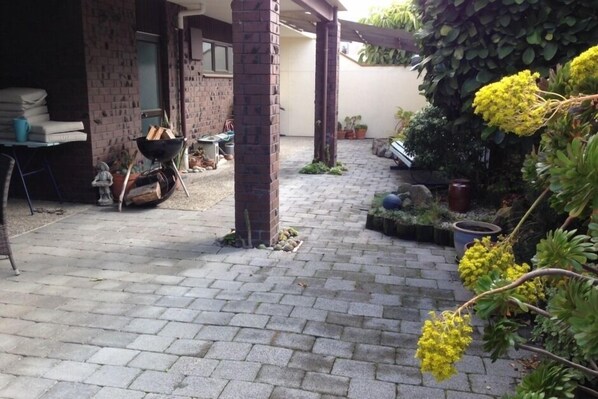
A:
[0, 154, 18, 275]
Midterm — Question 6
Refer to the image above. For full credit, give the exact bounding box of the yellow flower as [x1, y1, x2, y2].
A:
[473, 70, 548, 136]
[504, 262, 545, 304]
[416, 311, 473, 381]
[458, 237, 515, 290]
[570, 45, 598, 89]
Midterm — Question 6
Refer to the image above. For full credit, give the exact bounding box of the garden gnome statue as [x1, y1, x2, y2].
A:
[91, 162, 114, 206]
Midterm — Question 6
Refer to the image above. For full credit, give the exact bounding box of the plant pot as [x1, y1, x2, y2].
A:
[345, 130, 355, 140]
[365, 213, 375, 230]
[415, 224, 434, 242]
[372, 215, 384, 231]
[448, 178, 472, 213]
[452, 220, 502, 258]
[337, 130, 346, 140]
[355, 128, 367, 139]
[433, 226, 453, 247]
[111, 172, 140, 199]
[396, 222, 416, 240]
[382, 217, 397, 236]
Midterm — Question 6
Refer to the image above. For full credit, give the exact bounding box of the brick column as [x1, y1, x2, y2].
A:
[314, 12, 340, 166]
[232, 0, 281, 246]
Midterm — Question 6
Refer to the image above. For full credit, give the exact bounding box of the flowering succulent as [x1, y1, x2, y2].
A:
[473, 70, 548, 136]
[458, 237, 515, 290]
[504, 262, 545, 305]
[416, 310, 473, 381]
[569, 45, 598, 90]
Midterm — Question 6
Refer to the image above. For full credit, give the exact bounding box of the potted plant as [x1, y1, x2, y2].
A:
[452, 220, 502, 258]
[343, 115, 361, 140]
[109, 147, 143, 199]
[355, 123, 368, 139]
[337, 121, 346, 140]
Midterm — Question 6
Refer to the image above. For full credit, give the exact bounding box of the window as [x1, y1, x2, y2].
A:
[137, 32, 163, 134]
[202, 40, 233, 74]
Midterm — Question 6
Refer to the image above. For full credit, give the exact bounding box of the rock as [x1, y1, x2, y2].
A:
[492, 206, 511, 228]
[397, 192, 410, 201]
[383, 149, 393, 158]
[397, 183, 412, 194]
[402, 197, 413, 210]
[258, 244, 267, 249]
[273, 244, 283, 251]
[409, 185, 433, 207]
[283, 243, 294, 251]
[372, 138, 388, 156]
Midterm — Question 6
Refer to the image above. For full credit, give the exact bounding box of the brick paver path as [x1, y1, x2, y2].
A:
[0, 138, 520, 398]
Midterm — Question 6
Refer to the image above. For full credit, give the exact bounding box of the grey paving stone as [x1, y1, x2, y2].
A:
[266, 316, 306, 333]
[123, 318, 167, 334]
[9, 357, 59, 377]
[0, 374, 15, 391]
[469, 374, 517, 397]
[303, 321, 343, 339]
[0, 376, 55, 399]
[126, 305, 165, 319]
[90, 331, 139, 348]
[246, 344, 293, 366]
[172, 376, 227, 397]
[255, 302, 293, 317]
[362, 317, 401, 331]
[323, 279, 355, 291]
[341, 326, 381, 344]
[188, 298, 226, 312]
[0, 353, 20, 369]
[234, 328, 276, 344]
[353, 343, 395, 364]
[482, 357, 522, 377]
[288, 352, 335, 373]
[159, 308, 199, 322]
[84, 365, 140, 388]
[280, 295, 316, 307]
[302, 372, 349, 396]
[128, 352, 178, 371]
[129, 370, 184, 394]
[396, 384, 445, 398]
[212, 360, 261, 381]
[348, 378, 395, 399]
[325, 312, 363, 328]
[93, 386, 145, 399]
[166, 339, 212, 357]
[272, 331, 315, 351]
[229, 313, 270, 328]
[219, 380, 274, 399]
[44, 361, 98, 382]
[204, 341, 252, 361]
[87, 347, 139, 366]
[376, 364, 422, 385]
[348, 302, 383, 317]
[313, 298, 349, 313]
[290, 307, 328, 322]
[158, 321, 202, 339]
[312, 338, 354, 358]
[248, 292, 284, 304]
[168, 356, 219, 377]
[457, 355, 487, 374]
[127, 334, 174, 352]
[38, 381, 99, 399]
[196, 325, 240, 341]
[194, 311, 234, 326]
[447, 391, 494, 399]
[0, 318, 36, 334]
[155, 296, 194, 308]
[423, 371, 471, 391]
[331, 359, 375, 379]
[256, 364, 304, 388]
[270, 386, 321, 399]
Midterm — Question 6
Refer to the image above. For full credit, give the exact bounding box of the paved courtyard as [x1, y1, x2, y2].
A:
[0, 138, 521, 398]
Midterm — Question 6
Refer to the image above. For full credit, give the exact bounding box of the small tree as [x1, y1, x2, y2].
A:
[358, 0, 421, 66]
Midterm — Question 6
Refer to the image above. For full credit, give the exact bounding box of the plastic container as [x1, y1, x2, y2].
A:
[224, 142, 234, 156]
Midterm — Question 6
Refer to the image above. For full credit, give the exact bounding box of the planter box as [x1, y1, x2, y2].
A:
[415, 224, 434, 242]
[396, 222, 416, 240]
[433, 226, 453, 247]
[382, 217, 397, 236]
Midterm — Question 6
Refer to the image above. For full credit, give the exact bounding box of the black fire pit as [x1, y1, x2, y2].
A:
[135, 136, 185, 163]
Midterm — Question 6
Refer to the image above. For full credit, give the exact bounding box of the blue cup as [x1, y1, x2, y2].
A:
[13, 117, 29, 142]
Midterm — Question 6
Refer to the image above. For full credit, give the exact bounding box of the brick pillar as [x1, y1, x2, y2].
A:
[232, 0, 281, 246]
[314, 12, 340, 166]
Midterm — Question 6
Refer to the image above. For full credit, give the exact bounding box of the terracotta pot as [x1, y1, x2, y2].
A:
[337, 130, 346, 140]
[355, 128, 367, 139]
[448, 178, 472, 213]
[345, 130, 355, 140]
[111, 172, 140, 199]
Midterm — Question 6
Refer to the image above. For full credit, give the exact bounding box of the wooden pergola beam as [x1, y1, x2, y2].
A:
[290, 0, 334, 21]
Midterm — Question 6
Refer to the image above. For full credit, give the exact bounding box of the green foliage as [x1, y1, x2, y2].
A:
[358, 1, 421, 65]
[482, 317, 525, 361]
[414, 0, 598, 119]
[533, 229, 597, 271]
[403, 105, 486, 178]
[299, 161, 347, 176]
[507, 363, 579, 399]
[343, 115, 361, 131]
[392, 107, 414, 141]
[532, 315, 584, 365]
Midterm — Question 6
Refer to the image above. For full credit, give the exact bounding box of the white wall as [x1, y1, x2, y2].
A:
[280, 36, 428, 138]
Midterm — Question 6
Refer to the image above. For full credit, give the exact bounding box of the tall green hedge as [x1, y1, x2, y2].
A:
[415, 0, 598, 123]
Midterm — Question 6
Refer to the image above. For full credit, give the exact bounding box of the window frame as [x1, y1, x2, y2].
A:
[202, 39, 233, 76]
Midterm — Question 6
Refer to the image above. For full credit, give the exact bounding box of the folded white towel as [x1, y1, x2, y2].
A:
[0, 106, 49, 118]
[30, 120, 85, 134]
[0, 87, 47, 104]
[0, 113, 50, 126]
[28, 131, 87, 143]
[0, 100, 46, 111]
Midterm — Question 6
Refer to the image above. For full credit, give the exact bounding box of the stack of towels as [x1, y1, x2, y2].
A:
[0, 87, 87, 143]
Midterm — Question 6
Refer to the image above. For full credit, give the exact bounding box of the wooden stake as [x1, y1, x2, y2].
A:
[118, 149, 138, 212]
